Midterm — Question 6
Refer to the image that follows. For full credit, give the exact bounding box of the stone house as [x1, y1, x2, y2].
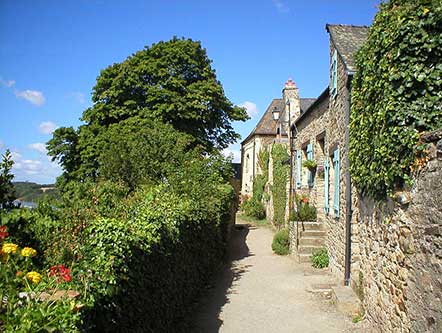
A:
[241, 22, 442, 332]
[240, 80, 315, 198]
[289, 24, 442, 332]
[290, 24, 368, 285]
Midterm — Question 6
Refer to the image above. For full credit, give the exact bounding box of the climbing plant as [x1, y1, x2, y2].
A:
[253, 149, 270, 202]
[271, 144, 289, 228]
[350, 0, 442, 199]
[242, 149, 269, 219]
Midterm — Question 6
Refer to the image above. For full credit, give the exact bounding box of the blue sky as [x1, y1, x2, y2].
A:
[0, 0, 380, 184]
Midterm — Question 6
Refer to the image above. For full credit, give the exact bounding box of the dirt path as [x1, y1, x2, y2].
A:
[191, 219, 358, 332]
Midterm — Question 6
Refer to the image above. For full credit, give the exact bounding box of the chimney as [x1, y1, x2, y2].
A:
[282, 78, 301, 123]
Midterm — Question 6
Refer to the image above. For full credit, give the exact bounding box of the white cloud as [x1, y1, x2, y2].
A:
[240, 101, 259, 118]
[11, 149, 61, 183]
[15, 89, 45, 106]
[39, 121, 57, 134]
[0, 140, 4, 150]
[28, 143, 47, 154]
[68, 91, 86, 104]
[0, 78, 15, 87]
[222, 147, 241, 163]
[272, 0, 289, 13]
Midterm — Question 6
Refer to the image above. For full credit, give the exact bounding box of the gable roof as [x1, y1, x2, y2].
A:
[241, 99, 283, 144]
[242, 97, 317, 144]
[294, 88, 329, 127]
[326, 24, 369, 72]
[301, 98, 317, 113]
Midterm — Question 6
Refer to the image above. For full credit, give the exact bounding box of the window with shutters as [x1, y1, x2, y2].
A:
[324, 159, 330, 215]
[296, 150, 302, 188]
[333, 148, 340, 218]
[330, 49, 338, 97]
[306, 143, 314, 187]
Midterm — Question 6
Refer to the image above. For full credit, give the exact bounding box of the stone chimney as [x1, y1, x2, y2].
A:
[282, 78, 301, 124]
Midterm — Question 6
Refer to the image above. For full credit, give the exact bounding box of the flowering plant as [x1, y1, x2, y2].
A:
[0, 225, 81, 331]
[49, 264, 72, 282]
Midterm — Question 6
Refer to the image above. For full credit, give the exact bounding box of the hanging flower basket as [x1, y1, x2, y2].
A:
[303, 159, 317, 170]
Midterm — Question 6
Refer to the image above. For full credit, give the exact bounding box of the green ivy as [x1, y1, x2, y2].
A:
[242, 149, 269, 219]
[350, 0, 442, 198]
[271, 144, 289, 227]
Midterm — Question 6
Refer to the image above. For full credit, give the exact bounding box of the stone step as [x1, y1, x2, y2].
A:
[299, 237, 325, 246]
[307, 283, 336, 299]
[298, 253, 311, 263]
[301, 221, 324, 231]
[300, 230, 327, 238]
[331, 286, 362, 317]
[298, 245, 323, 254]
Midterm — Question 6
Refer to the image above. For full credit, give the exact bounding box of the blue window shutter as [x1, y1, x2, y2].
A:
[296, 150, 302, 188]
[324, 159, 330, 214]
[333, 149, 340, 217]
[331, 50, 338, 97]
[307, 144, 313, 186]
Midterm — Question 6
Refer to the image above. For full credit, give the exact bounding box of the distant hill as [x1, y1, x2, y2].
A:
[13, 182, 59, 202]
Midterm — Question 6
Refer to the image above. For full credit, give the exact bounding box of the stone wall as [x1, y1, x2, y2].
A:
[357, 131, 442, 332]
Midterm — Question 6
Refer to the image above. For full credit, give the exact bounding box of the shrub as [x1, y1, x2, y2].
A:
[311, 248, 329, 268]
[272, 229, 290, 255]
[241, 198, 266, 219]
[78, 179, 234, 332]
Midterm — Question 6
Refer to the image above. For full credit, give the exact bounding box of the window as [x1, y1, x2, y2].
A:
[333, 148, 340, 218]
[245, 153, 249, 173]
[296, 150, 302, 188]
[330, 50, 338, 97]
[306, 143, 314, 187]
[324, 159, 330, 214]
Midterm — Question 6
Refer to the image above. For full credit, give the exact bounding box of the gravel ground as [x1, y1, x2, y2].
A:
[191, 220, 370, 333]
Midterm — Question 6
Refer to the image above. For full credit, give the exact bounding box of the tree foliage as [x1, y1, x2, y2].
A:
[0, 149, 16, 209]
[350, 0, 442, 198]
[48, 37, 247, 187]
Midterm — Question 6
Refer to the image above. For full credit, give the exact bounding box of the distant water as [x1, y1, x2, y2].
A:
[13, 200, 37, 209]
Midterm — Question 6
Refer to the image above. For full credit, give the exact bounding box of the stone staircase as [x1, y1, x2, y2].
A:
[297, 221, 326, 263]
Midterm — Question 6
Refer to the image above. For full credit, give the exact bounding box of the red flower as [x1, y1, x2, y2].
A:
[49, 264, 72, 282]
[301, 197, 309, 204]
[0, 226, 9, 240]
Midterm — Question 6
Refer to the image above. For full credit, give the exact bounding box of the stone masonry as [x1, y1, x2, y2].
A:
[357, 132, 442, 332]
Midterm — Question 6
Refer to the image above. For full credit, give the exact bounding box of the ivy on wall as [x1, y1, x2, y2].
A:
[271, 144, 289, 227]
[350, 0, 442, 199]
[252, 149, 270, 201]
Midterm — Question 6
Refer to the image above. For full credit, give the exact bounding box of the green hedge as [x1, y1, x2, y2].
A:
[79, 183, 233, 332]
[350, 0, 442, 198]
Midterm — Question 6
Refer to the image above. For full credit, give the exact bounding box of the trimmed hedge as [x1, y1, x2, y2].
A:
[79, 183, 234, 332]
[350, 0, 442, 198]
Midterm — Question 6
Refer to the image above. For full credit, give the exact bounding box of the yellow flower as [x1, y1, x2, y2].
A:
[21, 247, 37, 257]
[2, 243, 18, 254]
[26, 271, 42, 285]
[423, 8, 430, 15]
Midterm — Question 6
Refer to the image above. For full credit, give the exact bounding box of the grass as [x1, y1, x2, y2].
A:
[236, 212, 268, 227]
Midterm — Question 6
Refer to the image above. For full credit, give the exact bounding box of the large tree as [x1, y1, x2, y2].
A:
[48, 37, 247, 186]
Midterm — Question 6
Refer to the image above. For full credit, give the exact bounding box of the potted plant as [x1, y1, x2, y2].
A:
[303, 159, 317, 170]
